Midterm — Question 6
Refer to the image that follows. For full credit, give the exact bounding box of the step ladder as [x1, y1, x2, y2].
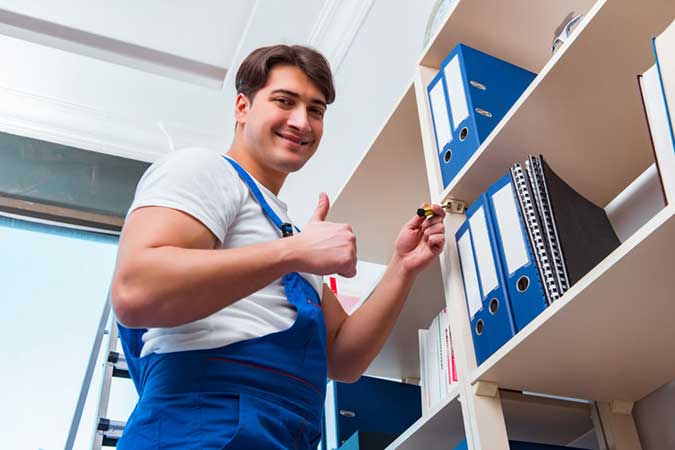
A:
[65, 294, 131, 449]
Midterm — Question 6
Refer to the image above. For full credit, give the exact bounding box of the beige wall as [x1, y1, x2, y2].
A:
[633, 380, 675, 450]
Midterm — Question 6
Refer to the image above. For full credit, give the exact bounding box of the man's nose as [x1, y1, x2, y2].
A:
[287, 106, 311, 132]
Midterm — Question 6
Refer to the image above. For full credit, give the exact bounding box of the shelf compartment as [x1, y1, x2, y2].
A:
[435, 0, 675, 208]
[329, 82, 449, 381]
[384, 388, 595, 450]
[501, 391, 594, 446]
[385, 386, 464, 450]
[329, 82, 429, 266]
[362, 258, 445, 381]
[420, 0, 598, 75]
[471, 204, 675, 402]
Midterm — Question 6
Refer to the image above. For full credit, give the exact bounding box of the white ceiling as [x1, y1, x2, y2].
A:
[0, 0, 252, 69]
[0, 0, 339, 88]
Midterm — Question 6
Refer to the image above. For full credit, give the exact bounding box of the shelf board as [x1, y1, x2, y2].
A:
[385, 389, 594, 450]
[436, 0, 675, 208]
[329, 81, 429, 265]
[363, 258, 445, 381]
[385, 386, 464, 450]
[472, 205, 675, 402]
[420, 0, 598, 74]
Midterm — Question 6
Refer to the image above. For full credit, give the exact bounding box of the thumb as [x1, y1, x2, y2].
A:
[309, 192, 330, 222]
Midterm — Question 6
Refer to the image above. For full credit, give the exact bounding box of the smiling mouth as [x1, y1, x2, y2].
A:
[275, 132, 311, 146]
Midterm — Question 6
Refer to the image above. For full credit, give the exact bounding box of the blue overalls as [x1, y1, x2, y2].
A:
[117, 156, 327, 449]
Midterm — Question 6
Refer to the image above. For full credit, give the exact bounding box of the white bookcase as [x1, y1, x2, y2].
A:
[328, 1, 675, 449]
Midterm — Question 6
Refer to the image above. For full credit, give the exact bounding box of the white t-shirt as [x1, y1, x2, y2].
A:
[126, 147, 324, 357]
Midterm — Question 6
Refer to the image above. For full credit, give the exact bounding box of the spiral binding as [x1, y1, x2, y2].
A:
[511, 164, 560, 303]
[527, 156, 570, 294]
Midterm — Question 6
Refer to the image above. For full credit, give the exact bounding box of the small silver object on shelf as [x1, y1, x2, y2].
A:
[552, 12, 583, 54]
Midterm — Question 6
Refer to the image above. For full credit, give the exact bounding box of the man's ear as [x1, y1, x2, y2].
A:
[234, 93, 251, 126]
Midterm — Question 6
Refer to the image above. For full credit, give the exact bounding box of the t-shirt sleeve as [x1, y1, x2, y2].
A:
[128, 147, 245, 243]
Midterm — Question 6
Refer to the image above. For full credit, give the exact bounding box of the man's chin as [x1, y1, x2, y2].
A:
[278, 159, 308, 173]
[273, 149, 315, 173]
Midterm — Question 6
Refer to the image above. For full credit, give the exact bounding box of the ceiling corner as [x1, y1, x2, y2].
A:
[307, 0, 375, 74]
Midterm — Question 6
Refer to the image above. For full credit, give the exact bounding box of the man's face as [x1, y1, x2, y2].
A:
[236, 64, 327, 174]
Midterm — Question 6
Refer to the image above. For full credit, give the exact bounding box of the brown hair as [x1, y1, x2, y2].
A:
[235, 45, 335, 105]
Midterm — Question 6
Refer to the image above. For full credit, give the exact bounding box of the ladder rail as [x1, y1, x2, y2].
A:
[91, 313, 120, 450]
[64, 292, 113, 450]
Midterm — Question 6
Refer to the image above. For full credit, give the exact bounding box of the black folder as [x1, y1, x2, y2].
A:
[526, 154, 620, 295]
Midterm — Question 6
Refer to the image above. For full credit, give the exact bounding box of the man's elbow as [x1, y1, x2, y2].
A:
[111, 278, 147, 328]
[328, 366, 363, 384]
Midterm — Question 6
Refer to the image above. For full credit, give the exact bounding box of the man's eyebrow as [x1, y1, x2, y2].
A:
[270, 89, 327, 108]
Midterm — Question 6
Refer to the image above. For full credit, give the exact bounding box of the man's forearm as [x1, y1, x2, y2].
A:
[328, 256, 417, 380]
[112, 239, 297, 328]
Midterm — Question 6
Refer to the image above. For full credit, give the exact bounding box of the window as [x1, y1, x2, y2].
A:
[0, 214, 129, 449]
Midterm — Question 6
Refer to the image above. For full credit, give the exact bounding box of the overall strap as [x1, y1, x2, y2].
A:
[223, 156, 300, 234]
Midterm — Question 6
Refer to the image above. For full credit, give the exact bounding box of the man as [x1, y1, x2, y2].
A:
[111, 44, 446, 449]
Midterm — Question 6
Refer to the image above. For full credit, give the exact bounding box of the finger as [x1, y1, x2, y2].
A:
[423, 223, 445, 238]
[407, 202, 429, 230]
[309, 192, 330, 222]
[420, 215, 444, 231]
[430, 203, 446, 218]
[427, 233, 446, 251]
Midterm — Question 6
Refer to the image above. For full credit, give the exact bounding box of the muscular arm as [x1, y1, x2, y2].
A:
[112, 195, 356, 329]
[322, 257, 414, 383]
[112, 206, 296, 328]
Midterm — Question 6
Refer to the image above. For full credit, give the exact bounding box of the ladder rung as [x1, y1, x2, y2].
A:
[101, 435, 120, 447]
[98, 418, 126, 432]
[112, 367, 131, 379]
[98, 418, 125, 447]
[108, 351, 130, 378]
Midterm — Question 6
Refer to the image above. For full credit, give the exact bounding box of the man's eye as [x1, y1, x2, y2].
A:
[310, 108, 325, 118]
[275, 98, 292, 105]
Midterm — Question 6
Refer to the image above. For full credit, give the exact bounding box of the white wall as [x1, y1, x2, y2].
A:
[281, 0, 439, 225]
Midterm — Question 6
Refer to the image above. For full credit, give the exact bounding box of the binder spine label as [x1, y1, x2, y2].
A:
[469, 207, 499, 297]
[457, 231, 482, 318]
[444, 54, 470, 130]
[429, 79, 453, 154]
[511, 164, 560, 302]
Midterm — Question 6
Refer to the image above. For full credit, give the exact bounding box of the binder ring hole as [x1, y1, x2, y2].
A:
[444, 149, 452, 163]
[475, 319, 484, 335]
[516, 276, 530, 292]
[459, 127, 469, 141]
[489, 298, 499, 314]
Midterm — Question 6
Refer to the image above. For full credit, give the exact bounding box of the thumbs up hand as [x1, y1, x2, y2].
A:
[288, 193, 357, 278]
[309, 191, 331, 222]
